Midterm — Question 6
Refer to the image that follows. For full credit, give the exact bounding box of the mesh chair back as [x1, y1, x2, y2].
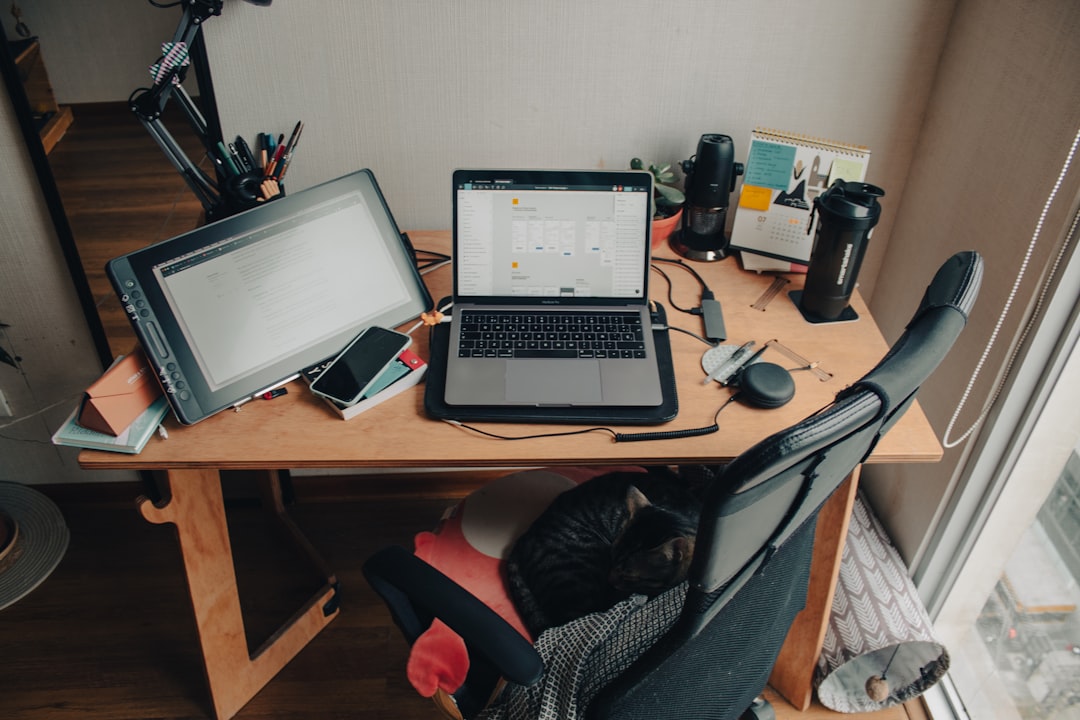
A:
[588, 251, 982, 720]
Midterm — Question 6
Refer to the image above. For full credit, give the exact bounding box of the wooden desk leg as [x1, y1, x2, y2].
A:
[768, 467, 860, 710]
[137, 469, 340, 720]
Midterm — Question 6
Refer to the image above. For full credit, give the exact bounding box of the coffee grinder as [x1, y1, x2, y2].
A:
[669, 134, 745, 261]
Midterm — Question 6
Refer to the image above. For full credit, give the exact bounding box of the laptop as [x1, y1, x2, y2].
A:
[444, 169, 664, 408]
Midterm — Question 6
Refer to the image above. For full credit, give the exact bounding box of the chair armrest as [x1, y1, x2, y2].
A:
[363, 545, 544, 686]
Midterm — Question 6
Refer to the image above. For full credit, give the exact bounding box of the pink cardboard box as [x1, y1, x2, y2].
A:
[78, 349, 162, 436]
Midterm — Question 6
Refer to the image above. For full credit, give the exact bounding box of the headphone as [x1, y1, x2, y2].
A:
[733, 362, 796, 409]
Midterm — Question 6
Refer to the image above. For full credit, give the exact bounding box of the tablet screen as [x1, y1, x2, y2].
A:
[108, 170, 431, 424]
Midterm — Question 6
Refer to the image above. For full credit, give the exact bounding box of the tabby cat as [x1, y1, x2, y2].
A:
[505, 468, 703, 637]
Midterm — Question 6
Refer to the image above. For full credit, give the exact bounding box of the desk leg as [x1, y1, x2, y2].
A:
[137, 468, 340, 720]
[768, 467, 860, 710]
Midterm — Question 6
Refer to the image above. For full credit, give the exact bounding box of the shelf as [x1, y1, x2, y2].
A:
[10, 38, 73, 154]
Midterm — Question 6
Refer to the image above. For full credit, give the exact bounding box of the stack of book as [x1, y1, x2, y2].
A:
[52, 353, 171, 454]
[52, 395, 169, 454]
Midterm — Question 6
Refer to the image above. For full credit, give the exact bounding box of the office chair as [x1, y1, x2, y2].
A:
[364, 250, 983, 720]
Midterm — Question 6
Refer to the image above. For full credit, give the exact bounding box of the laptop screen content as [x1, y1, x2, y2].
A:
[454, 172, 652, 302]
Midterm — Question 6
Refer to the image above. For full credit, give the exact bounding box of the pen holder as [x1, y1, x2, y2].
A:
[213, 171, 285, 221]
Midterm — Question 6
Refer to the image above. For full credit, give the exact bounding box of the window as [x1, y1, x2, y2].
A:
[918, 234, 1080, 719]
[958, 446, 1080, 717]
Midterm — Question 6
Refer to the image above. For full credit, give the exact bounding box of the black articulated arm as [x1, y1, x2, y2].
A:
[130, 1, 224, 214]
[362, 545, 544, 687]
[132, 1, 273, 219]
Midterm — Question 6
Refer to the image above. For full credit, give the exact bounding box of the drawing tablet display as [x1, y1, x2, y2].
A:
[107, 169, 432, 425]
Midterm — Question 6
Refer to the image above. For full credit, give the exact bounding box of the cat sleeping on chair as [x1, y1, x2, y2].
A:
[506, 468, 703, 636]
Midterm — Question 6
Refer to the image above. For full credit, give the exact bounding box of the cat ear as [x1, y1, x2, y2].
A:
[666, 536, 692, 563]
[625, 485, 651, 514]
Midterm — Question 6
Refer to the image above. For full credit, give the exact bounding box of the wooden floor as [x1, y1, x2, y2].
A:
[47, 101, 208, 359]
[0, 103, 921, 720]
[0, 479, 919, 720]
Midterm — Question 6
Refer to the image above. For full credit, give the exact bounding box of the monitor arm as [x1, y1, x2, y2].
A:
[130, 1, 234, 218]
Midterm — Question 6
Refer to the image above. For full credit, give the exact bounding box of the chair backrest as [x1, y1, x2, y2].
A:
[587, 251, 982, 720]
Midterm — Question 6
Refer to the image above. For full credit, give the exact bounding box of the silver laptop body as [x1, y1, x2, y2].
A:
[444, 169, 663, 408]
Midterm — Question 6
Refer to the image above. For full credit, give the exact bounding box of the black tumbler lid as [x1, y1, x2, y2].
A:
[814, 180, 885, 228]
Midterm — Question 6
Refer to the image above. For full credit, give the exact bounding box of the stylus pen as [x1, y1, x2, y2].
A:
[724, 345, 769, 386]
[233, 374, 300, 411]
[703, 341, 754, 385]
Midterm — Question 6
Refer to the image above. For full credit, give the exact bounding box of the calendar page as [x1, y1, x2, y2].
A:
[730, 129, 870, 265]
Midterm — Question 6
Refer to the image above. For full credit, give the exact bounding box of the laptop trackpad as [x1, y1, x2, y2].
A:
[506, 360, 602, 405]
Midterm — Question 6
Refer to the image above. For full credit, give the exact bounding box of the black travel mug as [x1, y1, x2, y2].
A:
[798, 179, 885, 321]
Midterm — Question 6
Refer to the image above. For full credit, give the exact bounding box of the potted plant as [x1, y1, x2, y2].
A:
[631, 157, 685, 248]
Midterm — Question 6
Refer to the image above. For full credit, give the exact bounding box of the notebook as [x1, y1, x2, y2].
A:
[444, 169, 664, 408]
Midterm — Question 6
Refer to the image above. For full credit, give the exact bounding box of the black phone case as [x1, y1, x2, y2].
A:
[423, 301, 678, 425]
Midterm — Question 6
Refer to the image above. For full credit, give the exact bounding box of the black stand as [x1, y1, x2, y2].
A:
[130, 1, 262, 222]
[788, 290, 859, 324]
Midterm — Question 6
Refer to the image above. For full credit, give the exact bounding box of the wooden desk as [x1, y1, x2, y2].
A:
[80, 230, 942, 719]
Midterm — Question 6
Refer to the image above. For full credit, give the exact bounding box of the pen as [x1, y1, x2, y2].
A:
[265, 142, 286, 178]
[283, 120, 303, 155]
[275, 122, 303, 181]
[703, 340, 754, 385]
[232, 374, 299, 410]
[227, 142, 246, 172]
[235, 135, 257, 171]
[725, 345, 770, 386]
[217, 141, 239, 175]
[274, 152, 292, 181]
[255, 132, 266, 168]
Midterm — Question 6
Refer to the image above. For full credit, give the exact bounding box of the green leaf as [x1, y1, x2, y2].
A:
[655, 184, 685, 205]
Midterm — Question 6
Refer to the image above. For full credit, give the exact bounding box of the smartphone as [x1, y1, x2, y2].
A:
[309, 326, 412, 406]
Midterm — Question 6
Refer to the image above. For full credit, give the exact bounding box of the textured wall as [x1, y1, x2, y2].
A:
[5, 0, 190, 104]
[0, 90, 134, 484]
[202, 0, 956, 300]
[862, 0, 1080, 567]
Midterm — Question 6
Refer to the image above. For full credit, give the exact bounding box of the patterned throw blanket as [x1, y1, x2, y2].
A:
[478, 583, 687, 720]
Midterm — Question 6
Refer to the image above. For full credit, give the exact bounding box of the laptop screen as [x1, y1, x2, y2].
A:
[453, 170, 653, 303]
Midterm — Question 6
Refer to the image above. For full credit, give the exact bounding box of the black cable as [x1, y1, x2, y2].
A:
[650, 264, 698, 314]
[650, 258, 721, 313]
[411, 247, 451, 273]
[442, 396, 738, 443]
[611, 396, 736, 442]
[652, 257, 726, 342]
[666, 324, 717, 347]
[652, 256, 721, 306]
[652, 256, 712, 294]
[442, 421, 618, 442]
[415, 248, 451, 261]
[650, 268, 720, 345]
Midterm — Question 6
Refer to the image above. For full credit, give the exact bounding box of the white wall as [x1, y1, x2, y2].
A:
[861, 0, 1080, 566]
[4, 0, 1077, 578]
[199, 0, 1080, 568]
[202, 0, 956, 300]
[0, 88, 135, 484]
[6, 0, 191, 104]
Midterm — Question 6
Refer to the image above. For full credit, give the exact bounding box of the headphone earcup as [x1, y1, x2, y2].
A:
[737, 362, 795, 409]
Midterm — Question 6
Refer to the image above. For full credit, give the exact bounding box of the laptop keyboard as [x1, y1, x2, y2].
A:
[457, 310, 647, 359]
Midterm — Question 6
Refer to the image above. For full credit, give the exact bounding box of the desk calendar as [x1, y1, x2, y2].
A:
[730, 129, 870, 265]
